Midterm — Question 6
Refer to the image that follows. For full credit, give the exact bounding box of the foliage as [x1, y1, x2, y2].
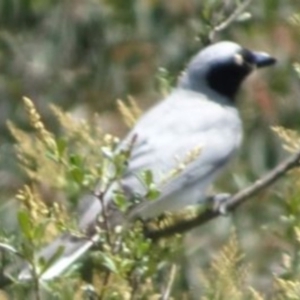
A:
[199, 233, 261, 300]
[0, 1, 300, 300]
[0, 96, 299, 299]
[0, 97, 184, 299]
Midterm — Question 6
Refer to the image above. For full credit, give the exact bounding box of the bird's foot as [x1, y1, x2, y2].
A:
[211, 193, 231, 215]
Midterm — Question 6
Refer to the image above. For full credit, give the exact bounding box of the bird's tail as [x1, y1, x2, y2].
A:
[3, 192, 106, 282]
[3, 182, 126, 282]
[19, 233, 100, 281]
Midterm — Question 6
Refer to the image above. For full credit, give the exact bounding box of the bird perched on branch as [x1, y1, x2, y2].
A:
[13, 41, 276, 281]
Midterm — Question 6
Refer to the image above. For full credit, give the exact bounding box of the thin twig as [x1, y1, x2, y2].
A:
[209, 0, 253, 42]
[31, 263, 41, 300]
[94, 182, 115, 300]
[160, 264, 177, 300]
[147, 148, 300, 240]
[98, 136, 138, 299]
[99, 192, 111, 244]
[98, 272, 111, 300]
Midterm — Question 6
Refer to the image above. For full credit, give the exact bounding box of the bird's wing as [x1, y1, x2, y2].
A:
[117, 90, 242, 218]
[125, 127, 239, 219]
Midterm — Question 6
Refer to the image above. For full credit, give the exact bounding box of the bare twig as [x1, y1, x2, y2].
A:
[209, 0, 253, 42]
[94, 182, 115, 300]
[147, 148, 300, 240]
[31, 263, 41, 300]
[95, 188, 112, 245]
[160, 264, 177, 300]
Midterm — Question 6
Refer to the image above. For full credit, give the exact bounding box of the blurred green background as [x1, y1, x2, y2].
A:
[1, 0, 300, 297]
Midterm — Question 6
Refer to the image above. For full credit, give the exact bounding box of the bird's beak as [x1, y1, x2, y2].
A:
[252, 51, 276, 68]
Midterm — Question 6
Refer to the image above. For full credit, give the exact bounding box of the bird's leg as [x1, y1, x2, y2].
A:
[209, 193, 232, 215]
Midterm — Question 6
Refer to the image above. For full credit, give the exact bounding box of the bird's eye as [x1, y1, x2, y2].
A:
[233, 49, 256, 68]
[240, 48, 255, 65]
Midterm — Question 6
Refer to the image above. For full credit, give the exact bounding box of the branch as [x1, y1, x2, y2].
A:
[209, 0, 253, 42]
[147, 148, 300, 240]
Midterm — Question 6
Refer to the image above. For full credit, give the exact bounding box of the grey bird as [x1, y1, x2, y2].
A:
[15, 41, 276, 280]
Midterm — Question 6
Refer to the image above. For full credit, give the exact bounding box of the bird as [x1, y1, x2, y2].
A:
[14, 41, 276, 281]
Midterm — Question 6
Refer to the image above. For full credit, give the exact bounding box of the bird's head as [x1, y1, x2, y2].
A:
[179, 41, 276, 99]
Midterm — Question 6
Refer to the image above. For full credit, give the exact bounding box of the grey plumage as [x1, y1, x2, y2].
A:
[15, 41, 276, 280]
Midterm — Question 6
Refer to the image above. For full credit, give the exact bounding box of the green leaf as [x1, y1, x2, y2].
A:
[69, 154, 83, 167]
[99, 252, 118, 273]
[143, 170, 153, 186]
[70, 167, 84, 184]
[114, 152, 128, 176]
[56, 138, 67, 157]
[45, 150, 59, 162]
[32, 220, 50, 242]
[147, 186, 160, 201]
[113, 192, 128, 212]
[17, 210, 32, 240]
[0, 242, 21, 256]
[20, 241, 33, 261]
